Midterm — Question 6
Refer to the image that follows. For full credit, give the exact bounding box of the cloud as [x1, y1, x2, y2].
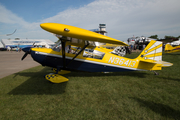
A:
[40, 0, 180, 39]
[0, 0, 180, 41]
[0, 3, 47, 39]
[0, 4, 28, 26]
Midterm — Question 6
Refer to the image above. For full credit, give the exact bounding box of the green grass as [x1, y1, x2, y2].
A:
[0, 52, 180, 119]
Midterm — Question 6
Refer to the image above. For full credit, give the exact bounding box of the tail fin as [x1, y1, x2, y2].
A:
[137, 40, 162, 62]
[136, 40, 173, 70]
[165, 44, 174, 53]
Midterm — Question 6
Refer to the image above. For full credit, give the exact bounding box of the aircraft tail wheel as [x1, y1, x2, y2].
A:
[152, 71, 159, 75]
[45, 73, 69, 83]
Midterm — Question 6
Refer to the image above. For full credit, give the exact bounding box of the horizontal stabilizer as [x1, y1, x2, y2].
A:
[155, 61, 173, 67]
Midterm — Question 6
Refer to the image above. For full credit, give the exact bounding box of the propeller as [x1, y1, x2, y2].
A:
[21, 47, 31, 60]
[21, 42, 36, 60]
[32, 42, 36, 47]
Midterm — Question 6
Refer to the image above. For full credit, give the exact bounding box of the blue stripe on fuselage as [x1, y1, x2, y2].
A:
[31, 51, 135, 72]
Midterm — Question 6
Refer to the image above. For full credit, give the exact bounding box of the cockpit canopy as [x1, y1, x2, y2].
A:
[52, 36, 105, 59]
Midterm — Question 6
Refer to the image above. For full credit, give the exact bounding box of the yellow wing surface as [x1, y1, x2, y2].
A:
[40, 23, 128, 46]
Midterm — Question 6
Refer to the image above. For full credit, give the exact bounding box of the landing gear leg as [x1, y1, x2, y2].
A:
[56, 66, 61, 74]
[52, 68, 71, 75]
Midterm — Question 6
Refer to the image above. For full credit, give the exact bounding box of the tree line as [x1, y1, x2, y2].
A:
[149, 35, 180, 40]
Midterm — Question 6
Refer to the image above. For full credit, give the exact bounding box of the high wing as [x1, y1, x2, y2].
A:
[40, 23, 128, 46]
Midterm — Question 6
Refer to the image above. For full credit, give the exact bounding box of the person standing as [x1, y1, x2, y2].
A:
[143, 44, 146, 50]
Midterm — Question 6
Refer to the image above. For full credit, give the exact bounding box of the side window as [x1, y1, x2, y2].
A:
[52, 45, 71, 53]
[52, 45, 62, 52]
[69, 46, 81, 54]
[83, 49, 105, 60]
[65, 45, 71, 53]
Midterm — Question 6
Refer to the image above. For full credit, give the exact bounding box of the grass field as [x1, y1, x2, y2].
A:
[0, 52, 180, 119]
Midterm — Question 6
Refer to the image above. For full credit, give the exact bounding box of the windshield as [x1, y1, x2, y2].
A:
[51, 38, 104, 59]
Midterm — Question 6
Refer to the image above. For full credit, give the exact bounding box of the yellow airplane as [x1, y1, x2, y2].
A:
[21, 23, 173, 83]
[165, 44, 180, 53]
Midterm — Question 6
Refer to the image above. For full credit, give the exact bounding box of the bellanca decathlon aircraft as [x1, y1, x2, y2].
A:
[165, 44, 180, 53]
[21, 23, 173, 83]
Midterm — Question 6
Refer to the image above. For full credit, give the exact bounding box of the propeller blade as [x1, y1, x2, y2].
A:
[21, 47, 31, 60]
[32, 42, 36, 47]
[21, 52, 28, 60]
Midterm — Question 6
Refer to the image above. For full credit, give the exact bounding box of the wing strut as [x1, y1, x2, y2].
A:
[59, 36, 89, 69]
[60, 38, 66, 69]
[67, 41, 89, 66]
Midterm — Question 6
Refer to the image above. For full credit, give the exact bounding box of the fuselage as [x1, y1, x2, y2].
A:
[30, 47, 140, 72]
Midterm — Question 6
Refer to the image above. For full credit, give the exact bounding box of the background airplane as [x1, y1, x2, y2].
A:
[0, 29, 16, 36]
[165, 44, 180, 53]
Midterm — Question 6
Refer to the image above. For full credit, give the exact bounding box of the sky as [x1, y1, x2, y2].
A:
[0, 0, 180, 42]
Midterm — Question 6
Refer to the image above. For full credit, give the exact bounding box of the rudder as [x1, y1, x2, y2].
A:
[137, 40, 162, 62]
